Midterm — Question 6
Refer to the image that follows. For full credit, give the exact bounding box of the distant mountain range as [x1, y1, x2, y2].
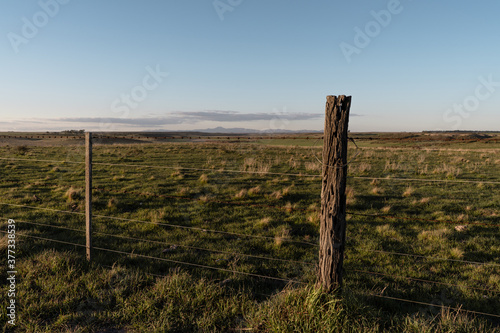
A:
[180, 127, 322, 134]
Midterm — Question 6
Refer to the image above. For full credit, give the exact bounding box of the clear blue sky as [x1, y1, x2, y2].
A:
[1, 0, 499, 132]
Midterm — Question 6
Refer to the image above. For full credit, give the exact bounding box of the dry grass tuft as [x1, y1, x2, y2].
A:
[257, 217, 272, 228]
[381, 205, 391, 213]
[305, 161, 321, 172]
[242, 158, 271, 173]
[418, 228, 451, 242]
[284, 202, 294, 213]
[346, 187, 355, 205]
[171, 170, 184, 179]
[199, 174, 209, 184]
[235, 189, 247, 199]
[288, 157, 301, 169]
[372, 186, 384, 195]
[248, 186, 261, 195]
[65, 187, 83, 203]
[449, 247, 464, 259]
[356, 162, 372, 173]
[178, 187, 190, 196]
[420, 197, 430, 204]
[274, 225, 291, 246]
[402, 186, 414, 197]
[269, 190, 283, 200]
[282, 186, 293, 196]
[107, 197, 119, 209]
[375, 224, 400, 239]
[432, 163, 462, 178]
[198, 195, 210, 203]
[307, 211, 320, 224]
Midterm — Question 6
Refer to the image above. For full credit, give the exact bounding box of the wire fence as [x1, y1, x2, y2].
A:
[1, 134, 499, 319]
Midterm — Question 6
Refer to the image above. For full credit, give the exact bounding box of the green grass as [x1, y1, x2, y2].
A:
[0, 134, 499, 332]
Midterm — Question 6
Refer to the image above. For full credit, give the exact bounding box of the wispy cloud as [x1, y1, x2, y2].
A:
[1, 111, 363, 131]
[49, 110, 328, 127]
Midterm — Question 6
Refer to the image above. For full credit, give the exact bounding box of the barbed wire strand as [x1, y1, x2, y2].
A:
[349, 268, 499, 294]
[0, 157, 85, 165]
[0, 229, 305, 284]
[3, 230, 498, 316]
[92, 187, 499, 228]
[1, 177, 498, 227]
[365, 293, 500, 319]
[0, 231, 86, 248]
[2, 156, 500, 185]
[0, 157, 500, 185]
[0, 201, 317, 247]
[92, 246, 306, 285]
[0, 134, 322, 141]
[367, 249, 500, 267]
[91, 213, 318, 247]
[94, 231, 316, 266]
[2, 212, 496, 268]
[5, 218, 85, 233]
[2, 216, 315, 265]
[97, 263, 276, 299]
[93, 162, 321, 178]
[351, 176, 500, 186]
[0, 202, 85, 216]
[347, 212, 500, 228]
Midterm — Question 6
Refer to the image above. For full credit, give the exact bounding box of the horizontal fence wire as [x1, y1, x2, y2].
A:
[0, 229, 306, 285]
[3, 133, 499, 143]
[0, 230, 85, 248]
[348, 268, 499, 294]
[351, 176, 500, 186]
[3, 209, 497, 268]
[92, 186, 315, 214]
[1, 176, 498, 228]
[94, 231, 316, 266]
[97, 263, 276, 299]
[0, 134, 321, 141]
[92, 246, 306, 285]
[90, 213, 319, 247]
[0, 202, 86, 216]
[93, 162, 321, 178]
[4, 232, 498, 319]
[2, 137, 499, 319]
[2, 215, 315, 266]
[0, 157, 85, 165]
[3, 156, 500, 185]
[347, 212, 500, 228]
[5, 218, 85, 233]
[93, 186, 499, 228]
[363, 293, 500, 319]
[0, 201, 317, 247]
[367, 249, 500, 267]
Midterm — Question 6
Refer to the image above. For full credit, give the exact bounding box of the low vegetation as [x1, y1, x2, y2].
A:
[0, 132, 499, 332]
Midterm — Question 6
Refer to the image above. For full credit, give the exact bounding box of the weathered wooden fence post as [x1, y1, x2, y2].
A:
[317, 95, 351, 293]
[85, 132, 92, 261]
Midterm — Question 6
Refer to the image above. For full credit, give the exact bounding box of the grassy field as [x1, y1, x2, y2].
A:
[0, 132, 499, 332]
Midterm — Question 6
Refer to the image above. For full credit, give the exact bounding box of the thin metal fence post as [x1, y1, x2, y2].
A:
[86, 132, 92, 261]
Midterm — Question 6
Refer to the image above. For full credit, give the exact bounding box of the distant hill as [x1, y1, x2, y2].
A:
[187, 127, 322, 134]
